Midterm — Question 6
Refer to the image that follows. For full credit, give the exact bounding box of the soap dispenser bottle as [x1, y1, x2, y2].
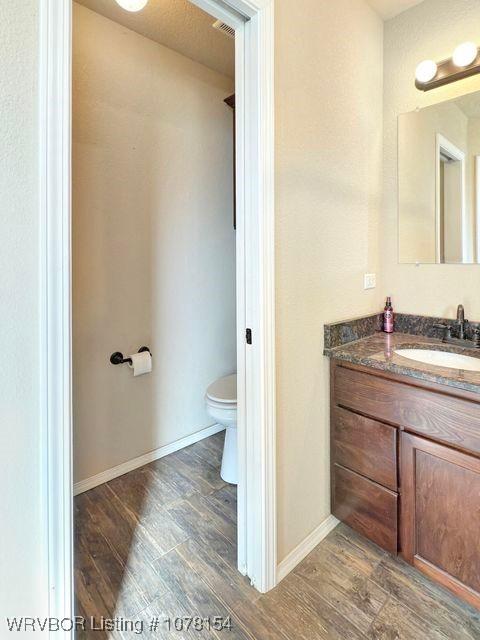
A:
[384, 296, 394, 333]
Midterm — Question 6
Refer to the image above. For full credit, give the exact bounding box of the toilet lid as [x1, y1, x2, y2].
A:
[206, 374, 237, 404]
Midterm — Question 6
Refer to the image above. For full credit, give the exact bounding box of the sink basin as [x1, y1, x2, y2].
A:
[394, 349, 480, 372]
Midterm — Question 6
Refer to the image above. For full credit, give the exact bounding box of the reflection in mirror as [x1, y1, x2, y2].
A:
[398, 91, 480, 264]
[437, 134, 465, 263]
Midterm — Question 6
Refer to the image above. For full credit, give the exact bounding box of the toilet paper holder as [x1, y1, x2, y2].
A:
[110, 346, 151, 366]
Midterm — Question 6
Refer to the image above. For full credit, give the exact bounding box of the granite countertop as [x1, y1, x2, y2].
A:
[325, 331, 480, 394]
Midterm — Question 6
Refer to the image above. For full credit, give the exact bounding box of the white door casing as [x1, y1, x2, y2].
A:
[39, 0, 275, 631]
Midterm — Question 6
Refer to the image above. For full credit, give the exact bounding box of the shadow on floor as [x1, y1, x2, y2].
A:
[75, 431, 243, 638]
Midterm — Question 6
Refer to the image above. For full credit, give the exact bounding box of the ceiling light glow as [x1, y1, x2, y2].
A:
[415, 60, 438, 84]
[115, 0, 149, 11]
[452, 42, 478, 68]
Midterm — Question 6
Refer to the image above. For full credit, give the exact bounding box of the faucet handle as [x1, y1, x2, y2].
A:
[473, 328, 480, 349]
[433, 323, 451, 341]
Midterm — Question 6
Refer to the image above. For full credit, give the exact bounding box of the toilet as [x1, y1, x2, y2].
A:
[205, 373, 237, 485]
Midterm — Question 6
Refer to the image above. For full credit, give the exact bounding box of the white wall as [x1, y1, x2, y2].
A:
[0, 0, 47, 622]
[383, 0, 480, 319]
[73, 3, 235, 483]
[275, 0, 384, 561]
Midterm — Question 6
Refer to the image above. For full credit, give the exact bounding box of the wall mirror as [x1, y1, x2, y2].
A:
[398, 90, 480, 264]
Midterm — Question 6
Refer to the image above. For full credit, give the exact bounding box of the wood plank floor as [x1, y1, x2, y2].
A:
[75, 432, 480, 639]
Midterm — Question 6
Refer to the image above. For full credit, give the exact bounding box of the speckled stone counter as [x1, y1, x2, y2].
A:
[325, 331, 480, 394]
[324, 313, 383, 350]
[324, 312, 480, 350]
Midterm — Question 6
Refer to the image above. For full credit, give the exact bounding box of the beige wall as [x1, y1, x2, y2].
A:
[383, 0, 480, 319]
[0, 0, 47, 619]
[275, 0, 384, 561]
[73, 4, 235, 483]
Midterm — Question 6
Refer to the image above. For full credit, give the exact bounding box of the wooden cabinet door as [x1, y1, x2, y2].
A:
[400, 432, 480, 609]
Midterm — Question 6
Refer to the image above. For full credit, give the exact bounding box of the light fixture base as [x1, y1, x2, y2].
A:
[416, 55, 480, 92]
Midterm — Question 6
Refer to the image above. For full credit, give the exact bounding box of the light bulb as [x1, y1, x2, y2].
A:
[452, 42, 478, 68]
[115, 0, 148, 11]
[415, 60, 438, 84]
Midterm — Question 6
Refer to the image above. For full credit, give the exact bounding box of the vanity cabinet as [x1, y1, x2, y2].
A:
[331, 360, 480, 609]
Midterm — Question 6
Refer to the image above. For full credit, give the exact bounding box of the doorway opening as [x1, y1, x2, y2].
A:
[436, 133, 467, 263]
[73, 0, 243, 621]
[39, 0, 275, 626]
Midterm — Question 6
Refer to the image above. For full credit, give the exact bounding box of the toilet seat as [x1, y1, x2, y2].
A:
[206, 374, 237, 405]
[205, 397, 236, 411]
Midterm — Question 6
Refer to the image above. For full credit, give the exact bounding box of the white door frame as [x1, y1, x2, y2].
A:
[435, 132, 467, 263]
[39, 0, 276, 629]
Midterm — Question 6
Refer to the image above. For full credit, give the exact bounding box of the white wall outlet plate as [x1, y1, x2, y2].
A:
[364, 273, 376, 289]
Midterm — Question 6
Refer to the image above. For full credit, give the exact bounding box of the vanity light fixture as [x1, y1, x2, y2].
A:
[452, 42, 478, 68]
[415, 41, 480, 91]
[114, 0, 148, 11]
[415, 60, 438, 84]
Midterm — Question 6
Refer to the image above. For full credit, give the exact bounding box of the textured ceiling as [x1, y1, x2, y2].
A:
[367, 0, 425, 20]
[75, 0, 235, 78]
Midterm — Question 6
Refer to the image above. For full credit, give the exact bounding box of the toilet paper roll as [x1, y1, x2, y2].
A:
[128, 351, 152, 377]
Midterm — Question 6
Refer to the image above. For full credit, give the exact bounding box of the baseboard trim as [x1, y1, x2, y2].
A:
[276, 514, 339, 584]
[73, 423, 225, 496]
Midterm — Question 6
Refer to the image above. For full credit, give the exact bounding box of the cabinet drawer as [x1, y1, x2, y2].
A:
[332, 463, 398, 554]
[334, 365, 480, 455]
[332, 407, 397, 491]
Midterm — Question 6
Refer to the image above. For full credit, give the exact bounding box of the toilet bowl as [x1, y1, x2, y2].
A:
[205, 374, 237, 485]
